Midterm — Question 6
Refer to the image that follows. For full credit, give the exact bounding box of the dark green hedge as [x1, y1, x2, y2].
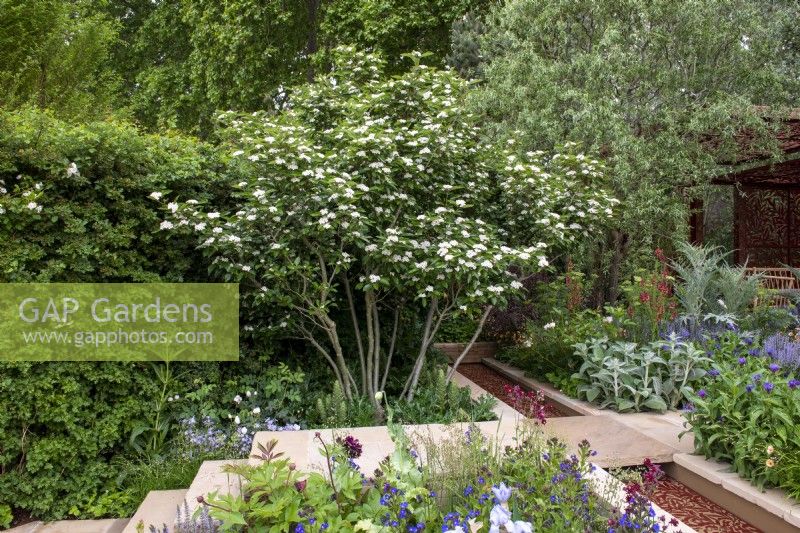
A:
[0, 108, 235, 519]
[0, 107, 233, 282]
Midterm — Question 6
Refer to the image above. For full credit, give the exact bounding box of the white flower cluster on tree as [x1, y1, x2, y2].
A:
[159, 47, 618, 402]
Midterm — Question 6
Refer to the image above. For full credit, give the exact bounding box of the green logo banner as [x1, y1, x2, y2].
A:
[0, 283, 239, 361]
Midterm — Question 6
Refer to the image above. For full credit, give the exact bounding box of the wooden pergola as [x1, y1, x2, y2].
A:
[690, 112, 800, 267]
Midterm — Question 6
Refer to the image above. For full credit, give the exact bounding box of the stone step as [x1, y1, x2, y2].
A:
[121, 489, 188, 533]
[182, 459, 249, 518]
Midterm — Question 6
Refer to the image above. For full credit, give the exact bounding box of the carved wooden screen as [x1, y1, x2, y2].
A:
[734, 186, 800, 267]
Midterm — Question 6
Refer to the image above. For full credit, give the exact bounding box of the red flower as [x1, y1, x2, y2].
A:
[639, 292, 651, 303]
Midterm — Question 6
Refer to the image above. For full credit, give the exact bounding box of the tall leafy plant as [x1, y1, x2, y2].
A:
[669, 243, 723, 325]
[713, 263, 762, 317]
[670, 243, 760, 331]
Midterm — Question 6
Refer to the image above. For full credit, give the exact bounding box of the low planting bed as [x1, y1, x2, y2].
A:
[171, 420, 692, 533]
[477, 358, 785, 532]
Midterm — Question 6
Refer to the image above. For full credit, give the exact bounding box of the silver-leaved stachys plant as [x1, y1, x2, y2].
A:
[572, 335, 711, 412]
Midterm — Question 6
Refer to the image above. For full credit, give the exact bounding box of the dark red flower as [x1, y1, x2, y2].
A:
[338, 435, 363, 459]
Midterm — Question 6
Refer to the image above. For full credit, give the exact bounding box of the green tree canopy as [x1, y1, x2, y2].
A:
[464, 0, 799, 301]
[107, 0, 490, 135]
[0, 0, 122, 121]
[159, 48, 616, 401]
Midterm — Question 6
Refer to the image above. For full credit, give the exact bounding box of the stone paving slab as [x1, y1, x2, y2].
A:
[9, 519, 128, 533]
[543, 415, 677, 467]
[121, 489, 187, 533]
[251, 420, 515, 475]
[250, 415, 676, 475]
[609, 411, 695, 453]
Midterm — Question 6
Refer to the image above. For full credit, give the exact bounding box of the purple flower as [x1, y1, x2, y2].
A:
[708, 369, 720, 377]
[746, 384, 754, 393]
[752, 373, 762, 382]
[789, 379, 800, 390]
[338, 435, 363, 459]
[738, 357, 747, 365]
[762, 333, 800, 370]
[770, 363, 781, 373]
[697, 389, 707, 399]
[763, 382, 775, 393]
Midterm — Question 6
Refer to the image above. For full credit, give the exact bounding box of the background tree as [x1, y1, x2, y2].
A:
[318, 0, 491, 73]
[463, 0, 799, 303]
[98, 0, 490, 135]
[0, 0, 122, 121]
[122, 0, 311, 135]
[446, 10, 487, 80]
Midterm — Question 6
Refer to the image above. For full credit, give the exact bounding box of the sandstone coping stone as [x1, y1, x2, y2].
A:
[673, 452, 800, 529]
[121, 489, 188, 533]
[786, 506, 800, 528]
[672, 452, 732, 485]
[183, 459, 251, 519]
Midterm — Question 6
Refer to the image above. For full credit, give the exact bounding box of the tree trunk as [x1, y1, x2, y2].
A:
[320, 313, 357, 399]
[380, 307, 400, 391]
[305, 0, 320, 82]
[446, 305, 493, 382]
[607, 229, 630, 303]
[402, 298, 438, 401]
[342, 275, 367, 393]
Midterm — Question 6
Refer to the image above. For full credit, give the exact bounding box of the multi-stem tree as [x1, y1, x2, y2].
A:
[162, 48, 617, 403]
